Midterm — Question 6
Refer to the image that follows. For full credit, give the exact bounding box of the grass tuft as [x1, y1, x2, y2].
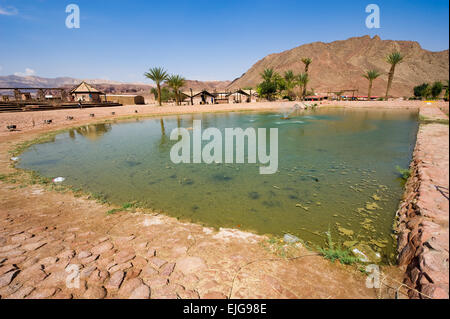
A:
[106, 202, 142, 215]
[395, 165, 411, 181]
[106, 208, 122, 215]
[419, 115, 449, 125]
[318, 231, 359, 265]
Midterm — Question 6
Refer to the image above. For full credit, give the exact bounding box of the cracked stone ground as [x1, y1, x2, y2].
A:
[0, 181, 390, 299]
[0, 105, 409, 299]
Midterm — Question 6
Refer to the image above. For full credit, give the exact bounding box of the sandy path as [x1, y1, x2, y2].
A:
[2, 99, 446, 137]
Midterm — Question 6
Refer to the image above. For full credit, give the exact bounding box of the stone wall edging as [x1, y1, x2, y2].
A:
[395, 107, 449, 299]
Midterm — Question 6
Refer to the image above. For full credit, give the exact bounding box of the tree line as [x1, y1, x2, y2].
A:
[413, 81, 448, 100]
[256, 58, 312, 101]
[144, 50, 448, 105]
[257, 51, 407, 101]
[144, 67, 186, 106]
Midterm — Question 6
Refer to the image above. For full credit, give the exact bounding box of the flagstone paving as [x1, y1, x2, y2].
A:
[0, 103, 428, 299]
[0, 182, 385, 299]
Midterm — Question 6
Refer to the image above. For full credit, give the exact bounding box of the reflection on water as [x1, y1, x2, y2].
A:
[18, 108, 419, 263]
[69, 123, 112, 141]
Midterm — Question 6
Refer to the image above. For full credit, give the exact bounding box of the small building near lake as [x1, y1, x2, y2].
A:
[103, 94, 145, 105]
[182, 90, 217, 105]
[304, 95, 327, 101]
[70, 81, 105, 103]
[228, 89, 252, 103]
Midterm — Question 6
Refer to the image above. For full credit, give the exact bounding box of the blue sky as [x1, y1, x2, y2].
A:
[0, 0, 448, 82]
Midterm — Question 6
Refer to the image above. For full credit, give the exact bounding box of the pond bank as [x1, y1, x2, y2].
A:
[396, 106, 449, 299]
[0, 101, 447, 299]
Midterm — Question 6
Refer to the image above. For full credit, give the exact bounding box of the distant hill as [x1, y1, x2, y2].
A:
[228, 35, 449, 97]
[0, 75, 231, 100]
[0, 75, 134, 88]
[182, 80, 231, 92]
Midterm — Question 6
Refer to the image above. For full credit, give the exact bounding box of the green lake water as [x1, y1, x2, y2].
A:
[18, 107, 419, 263]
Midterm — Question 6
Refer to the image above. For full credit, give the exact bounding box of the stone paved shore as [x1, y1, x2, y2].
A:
[1, 101, 447, 299]
[0, 183, 380, 299]
[396, 106, 449, 299]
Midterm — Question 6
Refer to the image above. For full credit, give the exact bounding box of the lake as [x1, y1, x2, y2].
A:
[18, 107, 419, 263]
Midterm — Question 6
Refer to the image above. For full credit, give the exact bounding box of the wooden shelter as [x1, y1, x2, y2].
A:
[304, 95, 327, 101]
[182, 89, 216, 105]
[355, 96, 380, 101]
[228, 89, 251, 103]
[70, 81, 105, 103]
[0, 84, 121, 113]
[214, 91, 230, 104]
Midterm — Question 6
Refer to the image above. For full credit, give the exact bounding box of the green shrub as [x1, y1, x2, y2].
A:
[431, 81, 443, 99]
[413, 83, 430, 99]
[257, 80, 278, 100]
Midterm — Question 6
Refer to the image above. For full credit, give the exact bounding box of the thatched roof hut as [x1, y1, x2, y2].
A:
[70, 81, 105, 102]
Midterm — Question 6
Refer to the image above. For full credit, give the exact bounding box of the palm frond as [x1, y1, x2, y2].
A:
[144, 67, 169, 84]
[386, 51, 404, 66]
[363, 69, 381, 80]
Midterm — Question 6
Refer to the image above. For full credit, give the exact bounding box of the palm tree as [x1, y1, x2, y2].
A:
[144, 67, 169, 106]
[301, 58, 312, 73]
[284, 70, 296, 94]
[301, 58, 312, 98]
[385, 51, 404, 99]
[363, 70, 381, 100]
[261, 68, 275, 82]
[296, 73, 309, 100]
[167, 74, 186, 105]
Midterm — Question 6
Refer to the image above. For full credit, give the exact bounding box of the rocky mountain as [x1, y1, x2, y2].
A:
[228, 35, 449, 97]
[2, 36, 447, 98]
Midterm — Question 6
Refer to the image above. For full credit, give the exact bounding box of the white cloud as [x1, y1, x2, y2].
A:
[14, 68, 36, 77]
[0, 5, 18, 16]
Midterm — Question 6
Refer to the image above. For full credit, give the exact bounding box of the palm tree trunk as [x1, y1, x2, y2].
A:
[157, 83, 162, 106]
[385, 65, 395, 100]
[368, 80, 373, 100]
[303, 65, 310, 99]
[302, 84, 307, 101]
